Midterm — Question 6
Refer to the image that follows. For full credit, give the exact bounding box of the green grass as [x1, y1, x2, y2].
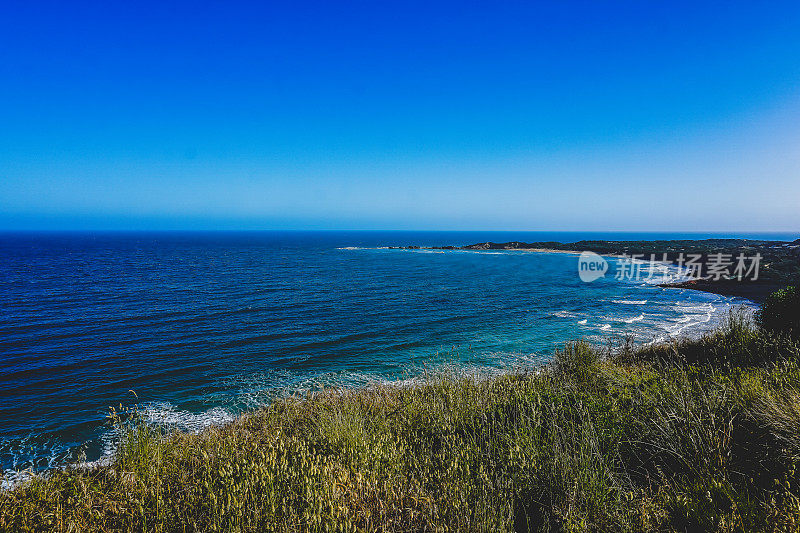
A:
[4, 314, 800, 532]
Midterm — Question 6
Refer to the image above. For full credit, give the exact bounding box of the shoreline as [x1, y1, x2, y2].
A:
[413, 238, 800, 305]
[4, 315, 800, 530]
[1, 293, 750, 490]
[414, 245, 770, 305]
[5, 238, 793, 489]
[655, 279, 783, 304]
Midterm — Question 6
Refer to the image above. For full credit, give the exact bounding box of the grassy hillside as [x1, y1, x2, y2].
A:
[3, 313, 800, 532]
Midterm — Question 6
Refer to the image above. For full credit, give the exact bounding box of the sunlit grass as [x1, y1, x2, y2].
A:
[3, 312, 800, 531]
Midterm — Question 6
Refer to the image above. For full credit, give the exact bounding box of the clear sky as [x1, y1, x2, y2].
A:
[1, 1, 799, 231]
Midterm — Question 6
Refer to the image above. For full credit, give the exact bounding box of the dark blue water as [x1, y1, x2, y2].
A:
[0, 230, 789, 479]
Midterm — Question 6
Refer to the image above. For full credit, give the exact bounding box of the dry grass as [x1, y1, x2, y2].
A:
[3, 315, 800, 532]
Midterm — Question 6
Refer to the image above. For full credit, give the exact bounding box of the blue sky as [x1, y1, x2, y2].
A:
[1, 1, 799, 231]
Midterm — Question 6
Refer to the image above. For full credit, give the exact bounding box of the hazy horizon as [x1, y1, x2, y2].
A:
[2, 1, 800, 232]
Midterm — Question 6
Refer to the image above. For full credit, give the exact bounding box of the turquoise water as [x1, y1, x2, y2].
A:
[0, 231, 774, 478]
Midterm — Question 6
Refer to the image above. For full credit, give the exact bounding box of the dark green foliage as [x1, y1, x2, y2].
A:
[758, 286, 800, 337]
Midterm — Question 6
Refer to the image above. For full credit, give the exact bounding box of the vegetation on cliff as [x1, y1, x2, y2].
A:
[3, 302, 800, 531]
[759, 285, 800, 338]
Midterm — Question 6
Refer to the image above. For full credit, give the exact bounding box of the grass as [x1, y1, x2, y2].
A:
[4, 313, 800, 531]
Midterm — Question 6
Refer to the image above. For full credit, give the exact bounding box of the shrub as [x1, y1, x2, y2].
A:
[758, 286, 800, 337]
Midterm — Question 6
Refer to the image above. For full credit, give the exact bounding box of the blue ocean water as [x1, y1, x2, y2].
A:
[0, 230, 786, 479]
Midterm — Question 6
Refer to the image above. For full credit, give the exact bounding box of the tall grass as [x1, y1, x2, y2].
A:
[3, 314, 800, 531]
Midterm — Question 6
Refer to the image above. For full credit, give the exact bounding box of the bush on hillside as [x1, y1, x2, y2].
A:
[758, 285, 800, 337]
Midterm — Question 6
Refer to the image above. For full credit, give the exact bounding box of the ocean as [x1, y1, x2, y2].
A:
[0, 230, 789, 479]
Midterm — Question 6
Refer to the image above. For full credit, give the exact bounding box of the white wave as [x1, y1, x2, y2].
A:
[1, 470, 35, 491]
[672, 302, 712, 312]
[626, 257, 691, 285]
[577, 319, 588, 325]
[0, 434, 76, 490]
[612, 299, 647, 305]
[661, 302, 715, 336]
[621, 313, 644, 324]
[600, 324, 612, 331]
[552, 310, 577, 318]
[140, 403, 235, 433]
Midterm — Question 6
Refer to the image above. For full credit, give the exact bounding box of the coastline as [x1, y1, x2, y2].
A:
[501, 247, 776, 305]
[0, 281, 751, 491]
[420, 246, 770, 305]
[416, 238, 800, 306]
[655, 279, 783, 304]
[7, 238, 778, 488]
[5, 314, 800, 530]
